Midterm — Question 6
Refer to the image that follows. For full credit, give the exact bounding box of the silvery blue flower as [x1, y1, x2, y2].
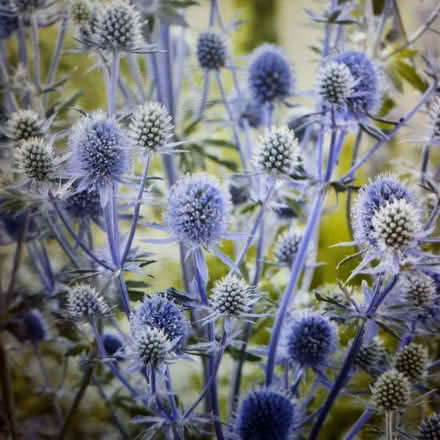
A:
[103, 332, 123, 357]
[166, 173, 230, 249]
[132, 325, 173, 368]
[68, 0, 93, 27]
[285, 314, 337, 369]
[248, 44, 294, 106]
[67, 111, 132, 206]
[393, 343, 428, 382]
[66, 284, 110, 321]
[418, 413, 440, 440]
[131, 295, 188, 352]
[371, 369, 410, 412]
[22, 310, 47, 344]
[333, 50, 382, 120]
[233, 388, 296, 440]
[0, 1, 18, 40]
[5, 109, 44, 141]
[63, 186, 102, 220]
[273, 228, 302, 267]
[10, 0, 47, 14]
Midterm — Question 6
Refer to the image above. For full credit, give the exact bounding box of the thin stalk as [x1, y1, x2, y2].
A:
[17, 15, 28, 68]
[265, 189, 326, 386]
[197, 71, 210, 121]
[385, 411, 394, 440]
[121, 155, 151, 265]
[0, 41, 17, 111]
[31, 15, 41, 89]
[58, 352, 95, 440]
[421, 144, 431, 185]
[343, 409, 374, 440]
[194, 251, 224, 440]
[45, 16, 68, 89]
[0, 336, 19, 440]
[373, 0, 389, 57]
[108, 51, 120, 116]
[127, 54, 146, 103]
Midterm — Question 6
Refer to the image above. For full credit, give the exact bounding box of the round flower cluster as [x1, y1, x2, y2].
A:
[273, 228, 302, 267]
[196, 30, 229, 71]
[63, 187, 102, 219]
[68, 111, 132, 196]
[22, 310, 47, 344]
[418, 413, 440, 440]
[254, 126, 301, 178]
[167, 174, 230, 248]
[133, 326, 172, 367]
[15, 138, 54, 184]
[11, 0, 47, 14]
[131, 295, 187, 351]
[355, 339, 387, 373]
[6, 109, 43, 141]
[403, 273, 436, 308]
[371, 369, 410, 412]
[286, 314, 337, 369]
[234, 389, 296, 440]
[211, 275, 257, 319]
[248, 44, 294, 105]
[95, 0, 144, 51]
[352, 175, 422, 256]
[69, 0, 92, 26]
[333, 50, 382, 119]
[67, 284, 109, 321]
[393, 343, 428, 381]
[316, 60, 355, 106]
[103, 333, 123, 357]
[129, 102, 173, 153]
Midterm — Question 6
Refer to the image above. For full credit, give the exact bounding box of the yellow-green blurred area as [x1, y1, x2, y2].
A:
[4, 0, 440, 439]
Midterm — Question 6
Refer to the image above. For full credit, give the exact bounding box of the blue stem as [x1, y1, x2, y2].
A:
[265, 189, 326, 386]
[343, 409, 374, 440]
[108, 51, 120, 116]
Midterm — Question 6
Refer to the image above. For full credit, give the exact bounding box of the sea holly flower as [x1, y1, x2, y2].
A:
[22, 310, 47, 344]
[418, 413, 440, 440]
[253, 126, 302, 179]
[273, 227, 302, 267]
[196, 30, 230, 71]
[0, 0, 18, 40]
[346, 174, 433, 277]
[130, 294, 188, 353]
[66, 284, 110, 322]
[333, 50, 382, 121]
[248, 44, 294, 106]
[68, 0, 93, 27]
[371, 369, 411, 412]
[67, 110, 132, 206]
[128, 102, 174, 154]
[285, 314, 337, 370]
[5, 109, 45, 141]
[103, 332, 123, 358]
[393, 343, 428, 382]
[62, 185, 102, 220]
[232, 388, 297, 440]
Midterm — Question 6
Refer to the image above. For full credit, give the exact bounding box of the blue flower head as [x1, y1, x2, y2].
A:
[286, 314, 337, 369]
[68, 111, 132, 205]
[0, 1, 18, 40]
[167, 174, 230, 248]
[131, 295, 188, 352]
[234, 389, 296, 440]
[22, 310, 47, 344]
[63, 187, 102, 219]
[103, 333, 123, 357]
[196, 30, 229, 71]
[248, 44, 294, 106]
[334, 50, 382, 120]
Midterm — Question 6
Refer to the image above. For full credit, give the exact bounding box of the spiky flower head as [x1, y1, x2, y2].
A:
[234, 389, 296, 440]
[273, 228, 302, 267]
[22, 310, 47, 344]
[316, 60, 355, 106]
[334, 50, 382, 119]
[211, 275, 258, 320]
[6, 109, 44, 141]
[69, 0, 93, 26]
[95, 0, 144, 51]
[371, 369, 410, 412]
[131, 295, 187, 352]
[15, 137, 54, 184]
[429, 96, 440, 142]
[0, 0, 18, 40]
[196, 30, 229, 71]
[352, 175, 422, 256]
[355, 339, 387, 373]
[129, 102, 173, 153]
[248, 44, 294, 105]
[67, 284, 110, 321]
[68, 111, 132, 201]
[63, 187, 102, 219]
[254, 126, 302, 178]
[133, 325, 172, 367]
[393, 343, 428, 381]
[418, 413, 440, 440]
[167, 174, 230, 248]
[103, 333, 123, 357]
[286, 314, 337, 368]
[402, 273, 436, 308]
